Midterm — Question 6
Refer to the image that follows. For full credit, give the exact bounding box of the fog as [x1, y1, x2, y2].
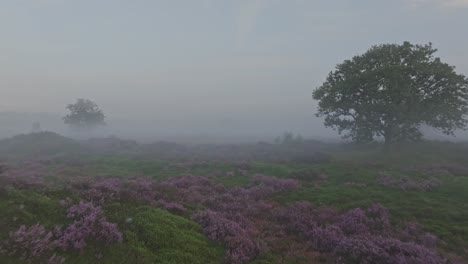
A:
[1, 0, 468, 142]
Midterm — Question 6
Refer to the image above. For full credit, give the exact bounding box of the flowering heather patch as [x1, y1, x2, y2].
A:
[192, 210, 261, 264]
[338, 208, 372, 235]
[207, 189, 275, 219]
[273, 201, 317, 233]
[159, 174, 293, 220]
[158, 175, 226, 204]
[334, 237, 388, 263]
[306, 225, 344, 252]
[79, 177, 159, 205]
[47, 254, 66, 264]
[372, 237, 444, 264]
[421, 233, 439, 249]
[274, 202, 445, 263]
[251, 174, 300, 192]
[0, 162, 48, 189]
[81, 178, 122, 202]
[423, 164, 468, 177]
[120, 177, 159, 204]
[159, 174, 213, 189]
[401, 222, 439, 249]
[1, 202, 122, 263]
[2, 224, 56, 261]
[159, 175, 302, 263]
[158, 174, 298, 207]
[365, 203, 391, 232]
[57, 202, 123, 251]
[0, 155, 457, 263]
[377, 173, 442, 191]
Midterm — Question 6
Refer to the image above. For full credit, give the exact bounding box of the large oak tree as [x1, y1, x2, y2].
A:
[313, 42, 468, 146]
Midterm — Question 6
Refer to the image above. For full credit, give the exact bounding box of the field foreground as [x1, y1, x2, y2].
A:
[0, 132, 467, 264]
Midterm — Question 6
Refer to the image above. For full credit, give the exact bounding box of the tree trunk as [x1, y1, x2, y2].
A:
[384, 137, 391, 152]
[383, 128, 393, 152]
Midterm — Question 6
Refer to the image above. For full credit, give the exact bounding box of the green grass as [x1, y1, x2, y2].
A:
[73, 156, 240, 181]
[59, 149, 468, 258]
[0, 186, 224, 264]
[0, 188, 67, 240]
[58, 206, 224, 264]
[0, 193, 224, 264]
[2, 141, 468, 262]
[81, 156, 171, 179]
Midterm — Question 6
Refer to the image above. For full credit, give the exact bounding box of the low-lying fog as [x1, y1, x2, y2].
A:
[1, 1, 467, 143]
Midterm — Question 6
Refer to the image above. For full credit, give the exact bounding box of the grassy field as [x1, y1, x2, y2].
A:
[0, 134, 467, 263]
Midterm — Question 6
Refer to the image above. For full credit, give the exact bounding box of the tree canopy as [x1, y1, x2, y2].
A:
[63, 99, 106, 130]
[313, 42, 468, 145]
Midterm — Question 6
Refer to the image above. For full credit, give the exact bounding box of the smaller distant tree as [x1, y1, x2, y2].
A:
[63, 99, 106, 130]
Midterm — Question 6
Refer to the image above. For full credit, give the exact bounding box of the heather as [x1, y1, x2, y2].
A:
[377, 172, 442, 191]
[1, 202, 122, 263]
[1, 134, 468, 263]
[273, 202, 445, 263]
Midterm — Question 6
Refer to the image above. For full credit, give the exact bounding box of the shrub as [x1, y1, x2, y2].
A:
[57, 202, 122, 251]
[335, 237, 446, 264]
[2, 224, 56, 261]
[274, 202, 444, 263]
[334, 237, 390, 264]
[377, 173, 442, 191]
[251, 174, 300, 192]
[192, 210, 261, 264]
[47, 254, 66, 264]
[338, 208, 370, 235]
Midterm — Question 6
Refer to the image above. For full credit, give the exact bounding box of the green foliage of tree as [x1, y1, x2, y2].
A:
[63, 99, 105, 130]
[313, 42, 468, 146]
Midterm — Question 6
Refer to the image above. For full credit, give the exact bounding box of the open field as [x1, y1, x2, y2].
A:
[0, 132, 467, 263]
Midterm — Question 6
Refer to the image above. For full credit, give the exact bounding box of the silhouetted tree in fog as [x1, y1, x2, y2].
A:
[63, 99, 105, 130]
[313, 42, 468, 147]
[275, 132, 304, 145]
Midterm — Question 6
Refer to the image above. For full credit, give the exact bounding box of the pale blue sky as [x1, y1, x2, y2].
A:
[1, 0, 467, 137]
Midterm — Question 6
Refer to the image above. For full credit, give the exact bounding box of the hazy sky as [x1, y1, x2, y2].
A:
[1, 0, 468, 137]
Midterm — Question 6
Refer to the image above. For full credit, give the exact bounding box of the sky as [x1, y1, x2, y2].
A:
[1, 0, 468, 140]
